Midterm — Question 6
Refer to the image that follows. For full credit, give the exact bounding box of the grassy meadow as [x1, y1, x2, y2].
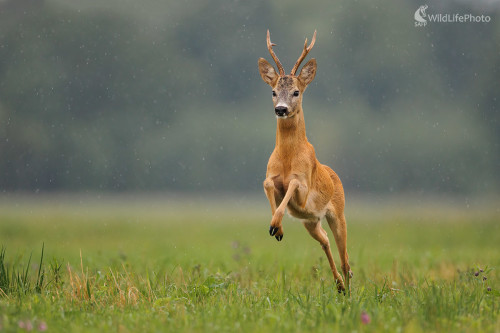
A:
[0, 194, 499, 332]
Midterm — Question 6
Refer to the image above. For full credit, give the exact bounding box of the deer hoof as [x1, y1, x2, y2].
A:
[335, 278, 346, 294]
[275, 234, 283, 241]
[337, 284, 346, 294]
[269, 226, 278, 236]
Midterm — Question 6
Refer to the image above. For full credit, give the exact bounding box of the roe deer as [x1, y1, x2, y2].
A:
[258, 30, 352, 292]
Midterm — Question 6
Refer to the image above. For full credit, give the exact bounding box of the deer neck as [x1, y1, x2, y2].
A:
[275, 108, 308, 156]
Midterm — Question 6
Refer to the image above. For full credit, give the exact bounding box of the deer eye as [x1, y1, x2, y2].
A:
[293, 91, 299, 97]
[272, 91, 277, 97]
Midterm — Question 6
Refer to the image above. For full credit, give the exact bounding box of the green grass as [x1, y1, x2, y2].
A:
[0, 195, 499, 332]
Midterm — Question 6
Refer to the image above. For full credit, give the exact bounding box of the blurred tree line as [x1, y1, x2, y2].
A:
[0, 0, 498, 194]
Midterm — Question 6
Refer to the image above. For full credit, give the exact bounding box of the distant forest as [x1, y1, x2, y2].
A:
[0, 0, 498, 194]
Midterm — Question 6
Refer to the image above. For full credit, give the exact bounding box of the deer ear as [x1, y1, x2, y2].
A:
[258, 58, 278, 86]
[298, 58, 317, 86]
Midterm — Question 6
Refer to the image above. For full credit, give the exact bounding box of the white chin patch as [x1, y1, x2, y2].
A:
[276, 115, 288, 119]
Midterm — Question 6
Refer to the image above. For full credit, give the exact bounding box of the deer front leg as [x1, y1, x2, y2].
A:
[263, 178, 278, 216]
[263, 177, 284, 241]
[291, 174, 309, 208]
[269, 178, 307, 241]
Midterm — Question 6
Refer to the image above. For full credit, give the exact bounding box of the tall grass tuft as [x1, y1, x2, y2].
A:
[67, 250, 94, 303]
[0, 245, 46, 297]
[0, 246, 9, 296]
[35, 243, 45, 293]
[15, 252, 32, 295]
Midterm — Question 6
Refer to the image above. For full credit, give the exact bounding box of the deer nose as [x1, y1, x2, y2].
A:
[275, 106, 288, 117]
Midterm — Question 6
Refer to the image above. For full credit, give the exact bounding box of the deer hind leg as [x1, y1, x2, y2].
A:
[325, 211, 353, 290]
[303, 220, 345, 292]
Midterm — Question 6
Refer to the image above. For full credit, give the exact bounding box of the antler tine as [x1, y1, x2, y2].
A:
[290, 30, 317, 76]
[266, 30, 285, 76]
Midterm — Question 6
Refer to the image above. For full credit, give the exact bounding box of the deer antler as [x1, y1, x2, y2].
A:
[290, 30, 317, 76]
[266, 30, 285, 76]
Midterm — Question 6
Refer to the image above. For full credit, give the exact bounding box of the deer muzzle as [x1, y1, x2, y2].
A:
[275, 106, 288, 118]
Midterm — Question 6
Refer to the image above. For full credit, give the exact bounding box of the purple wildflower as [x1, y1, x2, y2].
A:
[361, 311, 371, 324]
[37, 321, 48, 332]
[18, 320, 33, 331]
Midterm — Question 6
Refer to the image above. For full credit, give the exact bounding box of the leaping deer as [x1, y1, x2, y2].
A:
[258, 30, 352, 292]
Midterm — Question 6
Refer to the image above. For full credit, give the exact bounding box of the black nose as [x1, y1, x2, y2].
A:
[275, 106, 288, 117]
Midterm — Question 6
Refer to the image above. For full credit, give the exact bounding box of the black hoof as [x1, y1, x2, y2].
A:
[269, 226, 278, 236]
[275, 234, 283, 241]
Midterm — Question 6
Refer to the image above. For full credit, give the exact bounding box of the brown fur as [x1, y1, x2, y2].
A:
[258, 32, 352, 292]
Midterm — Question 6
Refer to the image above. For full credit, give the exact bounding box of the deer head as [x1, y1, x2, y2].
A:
[258, 30, 317, 119]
